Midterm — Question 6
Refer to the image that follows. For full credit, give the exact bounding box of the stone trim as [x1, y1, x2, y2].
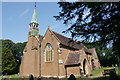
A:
[41, 75, 66, 79]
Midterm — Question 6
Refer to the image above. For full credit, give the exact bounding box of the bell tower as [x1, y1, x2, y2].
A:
[28, 2, 39, 38]
[20, 2, 41, 77]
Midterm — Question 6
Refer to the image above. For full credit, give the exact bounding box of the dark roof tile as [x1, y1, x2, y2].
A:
[65, 52, 81, 66]
[39, 29, 93, 54]
[52, 30, 87, 50]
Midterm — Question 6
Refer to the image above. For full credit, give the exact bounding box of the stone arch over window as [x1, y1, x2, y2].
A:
[45, 43, 53, 62]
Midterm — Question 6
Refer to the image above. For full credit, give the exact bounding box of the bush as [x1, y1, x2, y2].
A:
[118, 67, 120, 76]
[37, 77, 41, 80]
[68, 74, 76, 80]
[29, 74, 34, 80]
[109, 71, 118, 80]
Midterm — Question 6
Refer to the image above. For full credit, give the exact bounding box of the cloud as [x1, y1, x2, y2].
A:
[19, 8, 29, 17]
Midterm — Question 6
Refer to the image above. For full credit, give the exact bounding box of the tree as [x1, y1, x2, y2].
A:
[84, 42, 118, 67]
[54, 2, 120, 65]
[0, 40, 2, 75]
[2, 47, 16, 75]
[0, 39, 15, 75]
[11, 42, 27, 73]
[1, 39, 27, 74]
[1, 39, 14, 49]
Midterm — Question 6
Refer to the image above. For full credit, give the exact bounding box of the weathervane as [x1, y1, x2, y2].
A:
[35, 2, 36, 7]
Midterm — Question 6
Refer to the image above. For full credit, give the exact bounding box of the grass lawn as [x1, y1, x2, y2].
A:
[1, 74, 19, 78]
[7, 74, 19, 78]
[0, 76, 120, 80]
[116, 69, 120, 76]
[1, 67, 120, 80]
[92, 67, 116, 76]
[0, 77, 113, 80]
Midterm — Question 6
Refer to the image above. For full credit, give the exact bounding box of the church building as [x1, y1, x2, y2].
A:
[20, 3, 101, 78]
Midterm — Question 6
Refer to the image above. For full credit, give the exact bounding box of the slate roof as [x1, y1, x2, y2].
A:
[39, 29, 93, 54]
[65, 52, 81, 66]
[52, 30, 87, 50]
[38, 29, 95, 66]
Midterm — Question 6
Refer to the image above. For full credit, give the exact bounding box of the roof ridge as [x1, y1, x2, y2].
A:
[48, 29, 61, 43]
[49, 29, 88, 50]
[51, 30, 72, 40]
[50, 29, 78, 43]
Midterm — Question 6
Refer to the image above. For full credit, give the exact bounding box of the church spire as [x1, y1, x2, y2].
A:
[28, 2, 39, 38]
[30, 2, 38, 24]
[35, 2, 36, 7]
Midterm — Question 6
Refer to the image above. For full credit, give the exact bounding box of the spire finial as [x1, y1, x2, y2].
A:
[35, 2, 36, 8]
[30, 2, 38, 24]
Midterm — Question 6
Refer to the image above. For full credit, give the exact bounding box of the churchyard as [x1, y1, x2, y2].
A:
[1, 2, 120, 80]
[0, 67, 120, 80]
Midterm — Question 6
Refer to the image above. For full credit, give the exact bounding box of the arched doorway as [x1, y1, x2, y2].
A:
[83, 59, 87, 74]
[91, 59, 95, 70]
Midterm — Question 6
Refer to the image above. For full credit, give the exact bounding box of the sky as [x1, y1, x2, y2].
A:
[2, 2, 72, 43]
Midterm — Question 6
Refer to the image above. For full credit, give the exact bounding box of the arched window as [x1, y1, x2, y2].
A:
[45, 43, 53, 62]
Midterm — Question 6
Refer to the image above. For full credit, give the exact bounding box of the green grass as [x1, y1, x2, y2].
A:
[0, 74, 19, 79]
[92, 67, 115, 76]
[7, 74, 19, 78]
[0, 77, 113, 80]
[0, 76, 120, 80]
[116, 66, 120, 76]
[1, 67, 119, 80]
[91, 76, 110, 80]
[92, 67, 104, 76]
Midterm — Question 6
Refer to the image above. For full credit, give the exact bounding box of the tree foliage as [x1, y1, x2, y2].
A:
[0, 40, 2, 75]
[2, 47, 16, 75]
[84, 42, 118, 67]
[2, 39, 14, 49]
[1, 39, 27, 74]
[11, 42, 27, 73]
[54, 2, 120, 65]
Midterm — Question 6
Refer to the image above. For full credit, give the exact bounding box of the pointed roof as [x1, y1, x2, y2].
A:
[30, 3, 38, 24]
[38, 28, 93, 53]
[51, 30, 87, 50]
[51, 30, 93, 54]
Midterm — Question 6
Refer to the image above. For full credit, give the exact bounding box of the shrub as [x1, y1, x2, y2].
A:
[29, 74, 34, 80]
[37, 77, 41, 80]
[68, 74, 76, 80]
